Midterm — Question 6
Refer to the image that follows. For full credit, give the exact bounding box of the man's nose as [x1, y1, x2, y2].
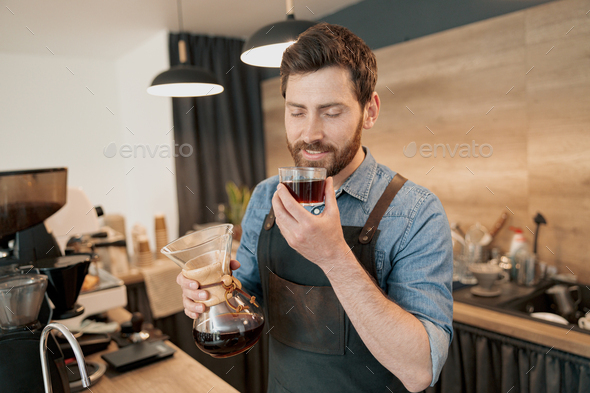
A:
[301, 115, 324, 144]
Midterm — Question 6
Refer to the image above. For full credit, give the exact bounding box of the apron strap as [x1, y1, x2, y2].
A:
[358, 173, 407, 244]
[263, 206, 276, 231]
[264, 173, 408, 237]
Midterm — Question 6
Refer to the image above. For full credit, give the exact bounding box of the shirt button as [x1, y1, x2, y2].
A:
[312, 208, 320, 215]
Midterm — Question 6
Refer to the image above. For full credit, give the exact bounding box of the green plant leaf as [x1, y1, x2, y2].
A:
[225, 181, 251, 225]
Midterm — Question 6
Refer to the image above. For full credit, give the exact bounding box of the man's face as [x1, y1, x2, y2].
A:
[285, 66, 365, 177]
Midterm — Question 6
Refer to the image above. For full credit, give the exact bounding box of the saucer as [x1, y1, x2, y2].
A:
[470, 285, 502, 297]
[530, 312, 568, 325]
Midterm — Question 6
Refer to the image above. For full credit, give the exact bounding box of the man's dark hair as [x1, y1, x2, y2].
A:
[279, 22, 378, 109]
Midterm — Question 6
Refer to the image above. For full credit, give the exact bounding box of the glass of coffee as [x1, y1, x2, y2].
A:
[279, 167, 327, 206]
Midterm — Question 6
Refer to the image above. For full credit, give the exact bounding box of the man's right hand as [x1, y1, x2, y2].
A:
[176, 259, 241, 319]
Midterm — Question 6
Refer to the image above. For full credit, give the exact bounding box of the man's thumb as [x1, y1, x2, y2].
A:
[324, 177, 337, 211]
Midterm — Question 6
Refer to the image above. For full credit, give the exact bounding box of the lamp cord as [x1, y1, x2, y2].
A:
[176, 0, 187, 64]
[177, 0, 184, 32]
[286, 0, 294, 15]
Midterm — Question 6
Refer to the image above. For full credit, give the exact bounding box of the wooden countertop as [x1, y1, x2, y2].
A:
[85, 308, 238, 393]
[453, 301, 590, 358]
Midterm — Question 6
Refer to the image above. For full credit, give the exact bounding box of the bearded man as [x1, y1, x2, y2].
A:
[177, 22, 453, 393]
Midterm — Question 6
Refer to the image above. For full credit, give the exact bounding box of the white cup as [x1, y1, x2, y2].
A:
[468, 263, 509, 290]
[578, 315, 590, 330]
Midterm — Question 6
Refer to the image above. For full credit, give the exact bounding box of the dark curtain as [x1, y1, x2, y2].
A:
[169, 33, 267, 235]
[427, 322, 590, 393]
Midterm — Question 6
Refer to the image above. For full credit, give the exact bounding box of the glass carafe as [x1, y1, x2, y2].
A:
[161, 224, 264, 357]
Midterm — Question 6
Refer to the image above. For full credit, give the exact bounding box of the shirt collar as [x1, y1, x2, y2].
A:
[337, 146, 378, 203]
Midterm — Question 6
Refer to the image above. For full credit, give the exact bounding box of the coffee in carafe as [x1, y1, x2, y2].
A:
[162, 224, 264, 357]
[192, 298, 265, 358]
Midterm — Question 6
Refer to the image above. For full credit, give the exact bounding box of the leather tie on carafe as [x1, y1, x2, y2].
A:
[182, 265, 257, 311]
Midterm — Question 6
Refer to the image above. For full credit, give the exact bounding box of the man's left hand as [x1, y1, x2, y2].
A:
[272, 176, 350, 271]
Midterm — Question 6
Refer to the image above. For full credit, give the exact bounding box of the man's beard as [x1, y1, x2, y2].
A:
[286, 117, 363, 178]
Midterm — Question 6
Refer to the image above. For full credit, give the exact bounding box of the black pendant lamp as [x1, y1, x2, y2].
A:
[148, 0, 223, 97]
[240, 0, 316, 68]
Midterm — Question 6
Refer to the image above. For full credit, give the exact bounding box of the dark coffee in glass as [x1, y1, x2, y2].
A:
[279, 167, 327, 206]
[282, 179, 326, 205]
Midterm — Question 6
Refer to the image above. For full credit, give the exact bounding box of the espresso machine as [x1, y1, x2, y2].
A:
[0, 168, 91, 393]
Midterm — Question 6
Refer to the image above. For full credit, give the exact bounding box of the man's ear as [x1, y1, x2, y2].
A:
[363, 92, 380, 130]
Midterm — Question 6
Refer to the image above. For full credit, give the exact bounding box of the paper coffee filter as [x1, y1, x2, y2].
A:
[185, 250, 226, 271]
[182, 261, 224, 283]
[182, 261, 229, 307]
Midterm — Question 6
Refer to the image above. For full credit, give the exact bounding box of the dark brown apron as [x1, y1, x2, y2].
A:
[257, 174, 413, 392]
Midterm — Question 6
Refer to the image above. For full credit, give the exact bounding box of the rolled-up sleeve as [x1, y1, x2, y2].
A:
[385, 193, 454, 386]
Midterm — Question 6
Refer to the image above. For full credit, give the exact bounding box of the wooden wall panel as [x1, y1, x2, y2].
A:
[261, 82, 290, 177]
[524, 0, 590, 45]
[261, 0, 590, 280]
[525, 2, 590, 278]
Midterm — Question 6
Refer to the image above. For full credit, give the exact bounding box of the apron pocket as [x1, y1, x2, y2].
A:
[268, 271, 345, 355]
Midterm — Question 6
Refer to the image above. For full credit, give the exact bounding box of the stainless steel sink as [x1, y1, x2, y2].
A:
[453, 279, 590, 335]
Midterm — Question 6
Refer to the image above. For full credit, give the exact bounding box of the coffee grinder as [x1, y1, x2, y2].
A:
[0, 168, 91, 393]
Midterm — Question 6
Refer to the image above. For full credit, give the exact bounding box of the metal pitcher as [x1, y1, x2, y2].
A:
[546, 284, 580, 321]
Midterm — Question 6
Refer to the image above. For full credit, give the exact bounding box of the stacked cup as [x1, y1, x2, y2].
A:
[155, 214, 168, 260]
[131, 224, 147, 257]
[135, 235, 154, 268]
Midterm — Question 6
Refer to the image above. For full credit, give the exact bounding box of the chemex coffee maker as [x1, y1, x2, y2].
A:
[0, 168, 91, 393]
[162, 224, 264, 358]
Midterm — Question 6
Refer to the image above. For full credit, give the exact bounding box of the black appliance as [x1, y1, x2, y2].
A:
[0, 168, 90, 393]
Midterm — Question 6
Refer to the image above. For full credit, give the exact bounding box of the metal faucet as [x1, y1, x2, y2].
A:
[39, 322, 91, 393]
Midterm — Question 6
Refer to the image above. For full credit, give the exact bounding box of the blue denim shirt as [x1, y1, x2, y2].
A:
[234, 147, 453, 386]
